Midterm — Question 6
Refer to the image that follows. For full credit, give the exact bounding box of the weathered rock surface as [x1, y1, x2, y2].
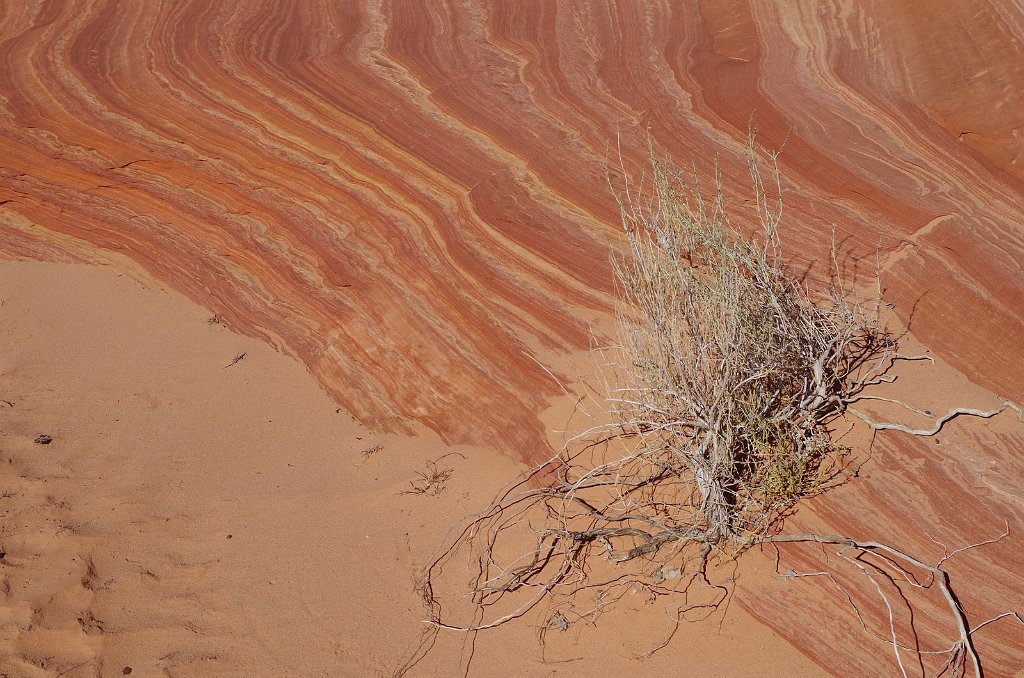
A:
[1, 2, 1022, 674]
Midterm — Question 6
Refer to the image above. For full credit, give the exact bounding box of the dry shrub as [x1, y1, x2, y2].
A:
[398, 134, 1020, 678]
[610, 131, 893, 544]
[408, 134, 890, 631]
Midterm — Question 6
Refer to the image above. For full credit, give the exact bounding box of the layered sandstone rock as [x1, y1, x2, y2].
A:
[1, 1, 1021, 673]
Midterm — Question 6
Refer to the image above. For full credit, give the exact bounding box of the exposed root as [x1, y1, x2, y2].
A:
[849, 401, 1022, 437]
[396, 134, 1022, 677]
[770, 532, 986, 677]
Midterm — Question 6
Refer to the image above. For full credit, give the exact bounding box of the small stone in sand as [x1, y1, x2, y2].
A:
[34, 434, 52, 445]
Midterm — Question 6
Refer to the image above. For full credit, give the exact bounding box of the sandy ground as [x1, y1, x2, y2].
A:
[2, 3, 1023, 674]
[0, 261, 828, 676]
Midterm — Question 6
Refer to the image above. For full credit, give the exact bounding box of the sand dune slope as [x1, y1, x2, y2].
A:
[1, 262, 830, 676]
[1, 1, 1023, 675]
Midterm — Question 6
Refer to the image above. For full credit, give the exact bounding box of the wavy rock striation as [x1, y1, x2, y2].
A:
[1, 1, 1022, 673]
[2, 1, 1023, 452]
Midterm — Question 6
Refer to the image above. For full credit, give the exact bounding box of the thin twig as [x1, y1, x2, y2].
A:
[849, 401, 1021, 436]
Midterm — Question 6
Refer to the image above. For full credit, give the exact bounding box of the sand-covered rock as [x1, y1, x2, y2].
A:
[1, 2, 1022, 674]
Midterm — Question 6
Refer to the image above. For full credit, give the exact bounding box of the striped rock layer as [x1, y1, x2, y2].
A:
[1, 1, 1022, 673]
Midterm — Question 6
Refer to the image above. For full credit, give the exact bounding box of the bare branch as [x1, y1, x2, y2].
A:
[400, 132, 1014, 678]
[767, 529, 1014, 678]
[849, 401, 1022, 436]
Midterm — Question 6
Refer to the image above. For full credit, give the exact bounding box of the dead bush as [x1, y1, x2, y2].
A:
[398, 134, 1021, 678]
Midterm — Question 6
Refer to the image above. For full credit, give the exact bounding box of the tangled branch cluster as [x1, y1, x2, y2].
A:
[413, 137, 891, 630]
[610, 133, 895, 544]
[400, 136, 1021, 678]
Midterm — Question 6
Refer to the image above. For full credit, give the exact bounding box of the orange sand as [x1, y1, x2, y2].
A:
[0, 261, 826, 676]
[2, 1, 1024, 674]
